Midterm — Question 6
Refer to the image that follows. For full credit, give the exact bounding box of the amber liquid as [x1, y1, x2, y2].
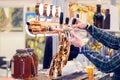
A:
[11, 50, 32, 79]
[27, 48, 39, 77]
[86, 66, 94, 80]
[31, 51, 39, 76]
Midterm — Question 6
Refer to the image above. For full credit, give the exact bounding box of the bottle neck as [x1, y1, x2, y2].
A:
[105, 9, 110, 15]
[96, 5, 101, 13]
[97, 8, 101, 13]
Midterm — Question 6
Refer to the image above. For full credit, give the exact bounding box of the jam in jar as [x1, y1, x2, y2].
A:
[11, 49, 32, 79]
[27, 48, 39, 77]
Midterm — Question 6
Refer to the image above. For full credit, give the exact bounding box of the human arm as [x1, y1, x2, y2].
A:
[81, 44, 120, 73]
[86, 25, 120, 50]
[69, 31, 120, 73]
[71, 18, 120, 50]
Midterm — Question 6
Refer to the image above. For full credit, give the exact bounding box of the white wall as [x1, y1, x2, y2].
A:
[0, 32, 25, 59]
[0, 0, 120, 59]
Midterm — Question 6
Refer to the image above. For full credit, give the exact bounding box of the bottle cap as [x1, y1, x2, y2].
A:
[16, 49, 22, 53]
[26, 48, 34, 52]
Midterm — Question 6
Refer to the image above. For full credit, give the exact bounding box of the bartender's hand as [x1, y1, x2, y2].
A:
[69, 31, 85, 48]
[69, 18, 88, 29]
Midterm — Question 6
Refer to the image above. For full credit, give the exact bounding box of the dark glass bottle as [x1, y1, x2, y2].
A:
[93, 4, 104, 29]
[27, 48, 39, 77]
[104, 9, 110, 29]
[76, 14, 79, 18]
[11, 49, 32, 79]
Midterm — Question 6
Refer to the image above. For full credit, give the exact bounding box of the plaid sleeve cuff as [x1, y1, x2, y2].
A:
[80, 44, 91, 53]
[86, 24, 93, 31]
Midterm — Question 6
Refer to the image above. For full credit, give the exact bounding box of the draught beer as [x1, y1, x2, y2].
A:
[86, 66, 94, 80]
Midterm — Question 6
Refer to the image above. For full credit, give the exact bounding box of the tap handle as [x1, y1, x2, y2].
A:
[59, 12, 64, 25]
[72, 18, 76, 24]
[65, 17, 69, 25]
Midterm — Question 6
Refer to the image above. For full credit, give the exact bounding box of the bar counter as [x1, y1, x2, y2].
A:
[0, 71, 111, 80]
[0, 71, 88, 80]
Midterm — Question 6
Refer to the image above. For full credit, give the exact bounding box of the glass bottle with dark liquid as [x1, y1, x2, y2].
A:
[104, 9, 110, 29]
[93, 4, 104, 29]
[11, 49, 32, 79]
[27, 48, 39, 77]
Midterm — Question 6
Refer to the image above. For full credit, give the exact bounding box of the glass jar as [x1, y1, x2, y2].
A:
[11, 49, 32, 79]
[27, 48, 39, 77]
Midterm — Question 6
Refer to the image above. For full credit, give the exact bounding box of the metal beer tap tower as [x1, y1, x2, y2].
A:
[25, 3, 76, 79]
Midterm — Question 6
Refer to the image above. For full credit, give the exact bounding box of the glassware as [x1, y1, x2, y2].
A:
[86, 66, 94, 80]
[104, 9, 110, 29]
[93, 4, 104, 29]
[27, 48, 39, 77]
[11, 49, 32, 79]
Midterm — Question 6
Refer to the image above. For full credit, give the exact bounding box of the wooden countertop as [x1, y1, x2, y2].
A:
[0, 71, 88, 80]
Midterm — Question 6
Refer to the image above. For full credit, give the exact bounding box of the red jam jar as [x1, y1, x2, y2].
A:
[27, 48, 39, 77]
[11, 49, 32, 79]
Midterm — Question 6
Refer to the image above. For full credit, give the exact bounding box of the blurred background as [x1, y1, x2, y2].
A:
[0, 0, 120, 78]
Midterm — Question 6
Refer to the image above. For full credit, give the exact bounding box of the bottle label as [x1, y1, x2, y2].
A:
[11, 62, 14, 74]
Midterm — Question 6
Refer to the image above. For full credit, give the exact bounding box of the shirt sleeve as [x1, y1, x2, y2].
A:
[86, 25, 120, 50]
[81, 44, 120, 73]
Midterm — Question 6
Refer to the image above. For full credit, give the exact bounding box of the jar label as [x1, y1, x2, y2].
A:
[11, 62, 14, 74]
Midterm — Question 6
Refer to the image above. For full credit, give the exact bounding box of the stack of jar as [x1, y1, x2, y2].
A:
[11, 48, 39, 79]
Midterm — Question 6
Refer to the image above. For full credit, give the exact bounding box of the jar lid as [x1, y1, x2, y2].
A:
[16, 49, 23, 53]
[22, 49, 27, 53]
[26, 48, 34, 52]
